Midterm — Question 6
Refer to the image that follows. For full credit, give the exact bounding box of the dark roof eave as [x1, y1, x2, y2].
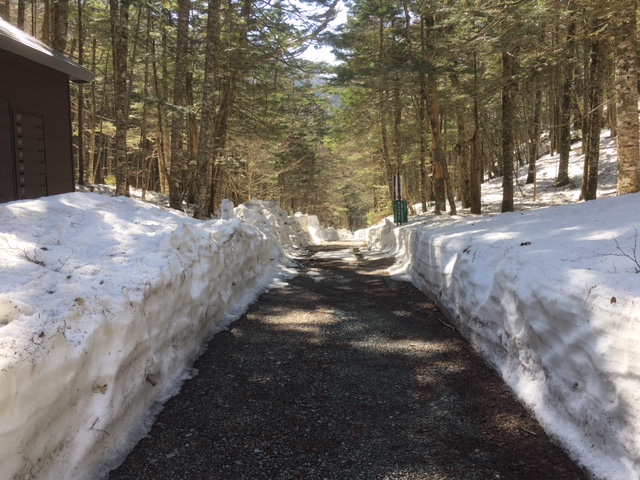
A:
[0, 19, 94, 83]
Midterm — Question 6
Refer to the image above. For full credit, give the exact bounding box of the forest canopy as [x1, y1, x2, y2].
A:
[1, 0, 638, 229]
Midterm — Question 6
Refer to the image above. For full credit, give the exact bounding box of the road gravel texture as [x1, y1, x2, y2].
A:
[108, 244, 587, 480]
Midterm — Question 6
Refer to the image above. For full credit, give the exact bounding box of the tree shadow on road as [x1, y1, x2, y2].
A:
[109, 245, 588, 480]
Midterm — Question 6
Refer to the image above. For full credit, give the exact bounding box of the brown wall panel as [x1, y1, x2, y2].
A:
[0, 48, 74, 202]
[14, 112, 47, 199]
[0, 97, 15, 202]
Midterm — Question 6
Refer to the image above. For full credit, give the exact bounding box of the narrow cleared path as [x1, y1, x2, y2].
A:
[109, 244, 586, 480]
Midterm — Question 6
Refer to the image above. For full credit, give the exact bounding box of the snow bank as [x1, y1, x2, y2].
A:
[292, 212, 355, 243]
[238, 200, 311, 250]
[0, 193, 297, 479]
[363, 194, 640, 480]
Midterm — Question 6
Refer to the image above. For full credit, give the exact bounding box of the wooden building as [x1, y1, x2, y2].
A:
[0, 18, 94, 204]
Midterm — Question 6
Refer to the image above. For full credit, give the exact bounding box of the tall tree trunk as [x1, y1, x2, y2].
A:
[151, 34, 169, 194]
[186, 71, 198, 169]
[392, 75, 402, 178]
[113, 0, 140, 185]
[193, 0, 221, 219]
[424, 13, 455, 215]
[556, 18, 575, 188]
[501, 45, 519, 213]
[88, 38, 98, 184]
[580, 23, 605, 201]
[377, 17, 392, 201]
[607, 65, 617, 138]
[139, 5, 152, 197]
[470, 50, 482, 214]
[42, 0, 50, 45]
[451, 74, 470, 209]
[456, 105, 470, 209]
[526, 80, 542, 185]
[419, 73, 429, 212]
[76, 0, 84, 185]
[93, 52, 108, 185]
[402, 0, 423, 209]
[124, 2, 143, 119]
[110, 0, 130, 196]
[153, 17, 171, 194]
[614, 0, 640, 195]
[207, 0, 253, 214]
[208, 78, 235, 214]
[51, 0, 68, 52]
[380, 89, 393, 200]
[17, 0, 25, 29]
[0, 1, 9, 22]
[548, 30, 556, 157]
[169, 0, 191, 211]
[581, 36, 590, 154]
[30, 0, 35, 36]
[426, 73, 456, 215]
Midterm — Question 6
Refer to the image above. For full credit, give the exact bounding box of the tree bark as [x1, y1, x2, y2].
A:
[501, 45, 519, 213]
[380, 89, 393, 200]
[88, 37, 97, 184]
[139, 5, 152, 197]
[526, 81, 542, 185]
[193, 0, 222, 219]
[42, 0, 50, 45]
[419, 72, 429, 212]
[426, 73, 456, 215]
[470, 50, 482, 214]
[76, 0, 84, 185]
[169, 0, 191, 211]
[614, 0, 640, 195]
[456, 106, 470, 209]
[424, 13, 455, 215]
[17, 0, 25, 29]
[549, 28, 559, 156]
[0, 1, 9, 22]
[607, 71, 617, 138]
[556, 18, 575, 188]
[51, 0, 68, 52]
[186, 71, 199, 170]
[151, 33, 169, 194]
[207, 0, 252, 215]
[110, 0, 130, 196]
[580, 23, 605, 201]
[377, 17, 393, 201]
[581, 36, 590, 155]
[451, 74, 470, 209]
[392, 75, 402, 178]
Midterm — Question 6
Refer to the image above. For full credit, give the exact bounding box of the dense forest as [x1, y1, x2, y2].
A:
[1, 0, 638, 229]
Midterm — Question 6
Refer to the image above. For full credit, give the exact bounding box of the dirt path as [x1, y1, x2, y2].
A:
[108, 244, 587, 480]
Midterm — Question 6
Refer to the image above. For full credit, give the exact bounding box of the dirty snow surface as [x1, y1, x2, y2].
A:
[360, 132, 640, 480]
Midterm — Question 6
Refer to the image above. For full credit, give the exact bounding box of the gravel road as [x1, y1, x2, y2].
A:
[108, 244, 587, 480]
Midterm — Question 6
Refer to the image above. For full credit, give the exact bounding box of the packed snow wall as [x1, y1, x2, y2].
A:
[292, 212, 356, 243]
[362, 198, 640, 480]
[0, 194, 301, 480]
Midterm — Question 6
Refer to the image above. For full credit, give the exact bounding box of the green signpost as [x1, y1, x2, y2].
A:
[392, 174, 408, 224]
[393, 200, 408, 224]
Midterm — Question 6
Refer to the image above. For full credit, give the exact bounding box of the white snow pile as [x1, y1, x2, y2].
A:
[293, 212, 355, 243]
[360, 132, 640, 480]
[0, 193, 301, 480]
[237, 201, 312, 251]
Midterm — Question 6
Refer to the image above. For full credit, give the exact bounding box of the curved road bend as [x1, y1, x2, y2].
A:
[109, 244, 587, 480]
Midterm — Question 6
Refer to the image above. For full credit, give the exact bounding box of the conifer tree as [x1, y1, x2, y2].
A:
[613, 0, 640, 195]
